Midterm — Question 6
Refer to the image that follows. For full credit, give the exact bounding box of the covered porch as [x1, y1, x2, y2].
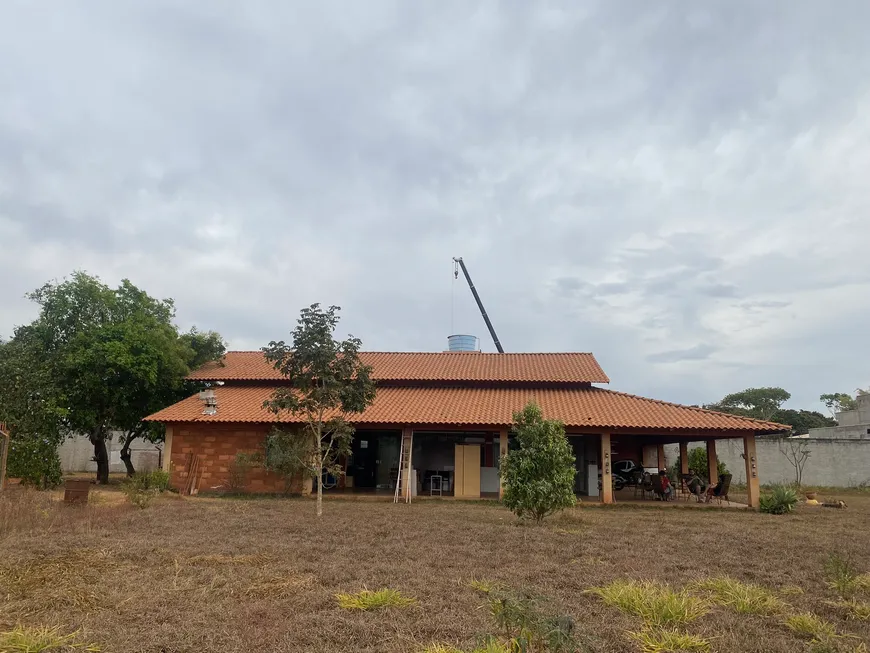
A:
[587, 431, 761, 508]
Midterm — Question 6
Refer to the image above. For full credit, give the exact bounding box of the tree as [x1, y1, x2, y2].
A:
[671, 446, 727, 481]
[0, 335, 67, 488]
[499, 402, 576, 522]
[778, 437, 811, 487]
[820, 392, 858, 418]
[117, 328, 226, 476]
[772, 409, 835, 435]
[705, 387, 791, 421]
[262, 304, 376, 516]
[3, 272, 224, 484]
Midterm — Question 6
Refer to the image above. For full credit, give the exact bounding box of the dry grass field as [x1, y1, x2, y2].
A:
[1, 487, 869, 652]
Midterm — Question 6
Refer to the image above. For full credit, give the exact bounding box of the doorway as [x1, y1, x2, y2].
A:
[349, 435, 379, 489]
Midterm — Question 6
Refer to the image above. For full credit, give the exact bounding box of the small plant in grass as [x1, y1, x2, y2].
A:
[469, 578, 503, 595]
[759, 484, 798, 514]
[499, 402, 576, 523]
[784, 613, 837, 641]
[586, 580, 708, 628]
[486, 587, 577, 653]
[691, 576, 784, 615]
[825, 554, 870, 598]
[336, 588, 416, 610]
[629, 628, 711, 653]
[0, 625, 100, 652]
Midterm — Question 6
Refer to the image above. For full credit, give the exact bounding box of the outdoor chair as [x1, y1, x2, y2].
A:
[678, 475, 692, 501]
[711, 474, 732, 505]
[634, 472, 653, 499]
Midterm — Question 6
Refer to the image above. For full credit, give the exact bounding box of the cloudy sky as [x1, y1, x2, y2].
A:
[1, 1, 868, 411]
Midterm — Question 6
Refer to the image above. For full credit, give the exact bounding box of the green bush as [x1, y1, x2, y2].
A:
[499, 402, 576, 522]
[759, 484, 798, 514]
[122, 470, 170, 509]
[6, 433, 63, 489]
[669, 447, 728, 481]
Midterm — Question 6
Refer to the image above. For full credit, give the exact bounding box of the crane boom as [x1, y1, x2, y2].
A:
[452, 257, 504, 353]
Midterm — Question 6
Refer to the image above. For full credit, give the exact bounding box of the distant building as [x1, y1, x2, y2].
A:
[808, 393, 870, 440]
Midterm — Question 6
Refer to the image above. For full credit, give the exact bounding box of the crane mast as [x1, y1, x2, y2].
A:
[452, 257, 504, 353]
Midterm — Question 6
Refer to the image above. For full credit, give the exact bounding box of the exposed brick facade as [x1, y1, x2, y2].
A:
[169, 423, 301, 494]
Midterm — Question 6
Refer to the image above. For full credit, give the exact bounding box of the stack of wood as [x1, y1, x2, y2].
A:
[180, 453, 202, 496]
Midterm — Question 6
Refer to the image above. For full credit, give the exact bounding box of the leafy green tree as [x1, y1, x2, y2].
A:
[819, 393, 858, 419]
[499, 402, 576, 522]
[262, 304, 376, 516]
[0, 335, 67, 487]
[705, 387, 791, 421]
[2, 272, 224, 484]
[772, 409, 835, 435]
[117, 328, 226, 476]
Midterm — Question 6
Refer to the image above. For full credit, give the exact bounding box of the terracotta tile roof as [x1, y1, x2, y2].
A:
[146, 384, 788, 434]
[188, 351, 610, 384]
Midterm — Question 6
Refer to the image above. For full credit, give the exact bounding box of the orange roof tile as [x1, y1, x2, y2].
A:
[189, 351, 610, 384]
[146, 384, 788, 434]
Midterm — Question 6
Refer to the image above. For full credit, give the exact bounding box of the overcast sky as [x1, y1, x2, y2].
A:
[1, 1, 868, 411]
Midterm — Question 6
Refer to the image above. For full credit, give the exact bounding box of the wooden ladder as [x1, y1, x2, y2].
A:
[393, 431, 413, 504]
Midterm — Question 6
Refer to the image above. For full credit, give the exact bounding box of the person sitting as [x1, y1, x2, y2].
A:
[658, 470, 674, 501]
[705, 474, 726, 503]
[686, 469, 706, 500]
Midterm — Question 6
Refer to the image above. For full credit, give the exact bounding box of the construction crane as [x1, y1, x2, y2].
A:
[453, 257, 504, 353]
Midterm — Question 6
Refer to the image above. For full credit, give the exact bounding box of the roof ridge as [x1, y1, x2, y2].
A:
[591, 387, 789, 430]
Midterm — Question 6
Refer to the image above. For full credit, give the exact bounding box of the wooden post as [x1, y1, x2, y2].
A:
[499, 429, 508, 499]
[706, 439, 718, 486]
[743, 434, 760, 509]
[162, 426, 174, 473]
[0, 423, 9, 492]
[600, 433, 613, 504]
[679, 441, 689, 475]
[656, 444, 666, 471]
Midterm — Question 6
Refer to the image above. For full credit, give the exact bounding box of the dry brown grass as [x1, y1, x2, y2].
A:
[1, 487, 869, 652]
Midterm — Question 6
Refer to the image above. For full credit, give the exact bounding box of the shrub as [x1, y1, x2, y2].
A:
[6, 433, 64, 489]
[630, 628, 711, 653]
[759, 484, 798, 514]
[499, 402, 576, 522]
[122, 470, 169, 508]
[227, 452, 260, 492]
[0, 624, 100, 651]
[691, 576, 784, 615]
[336, 588, 416, 610]
[586, 580, 708, 628]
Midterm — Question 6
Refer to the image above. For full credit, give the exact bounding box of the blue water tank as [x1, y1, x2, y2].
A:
[447, 334, 479, 352]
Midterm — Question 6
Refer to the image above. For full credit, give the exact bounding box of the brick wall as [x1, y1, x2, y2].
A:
[170, 423, 301, 494]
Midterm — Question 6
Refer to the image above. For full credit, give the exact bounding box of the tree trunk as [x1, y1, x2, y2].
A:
[120, 431, 137, 477]
[316, 473, 323, 517]
[90, 429, 110, 484]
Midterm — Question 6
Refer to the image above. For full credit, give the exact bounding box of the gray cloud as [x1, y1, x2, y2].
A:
[1, 0, 869, 412]
[647, 344, 719, 364]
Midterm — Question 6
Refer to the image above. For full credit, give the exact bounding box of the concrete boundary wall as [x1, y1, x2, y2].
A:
[665, 438, 870, 488]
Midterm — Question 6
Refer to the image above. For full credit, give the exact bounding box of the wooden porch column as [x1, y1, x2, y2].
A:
[743, 434, 760, 509]
[499, 429, 508, 499]
[656, 444, 666, 470]
[162, 426, 174, 473]
[600, 433, 613, 504]
[706, 439, 718, 486]
[679, 441, 689, 475]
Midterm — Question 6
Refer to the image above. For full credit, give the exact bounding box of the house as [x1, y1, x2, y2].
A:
[145, 351, 787, 507]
